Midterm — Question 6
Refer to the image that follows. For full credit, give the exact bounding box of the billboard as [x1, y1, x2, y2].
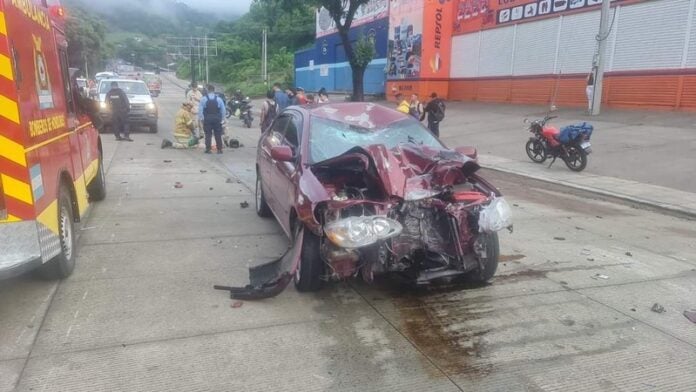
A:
[386, 0, 424, 79]
[421, 0, 455, 79]
[316, 0, 389, 38]
[453, 0, 631, 35]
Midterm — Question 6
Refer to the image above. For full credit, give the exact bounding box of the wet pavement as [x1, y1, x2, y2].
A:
[1, 75, 695, 391]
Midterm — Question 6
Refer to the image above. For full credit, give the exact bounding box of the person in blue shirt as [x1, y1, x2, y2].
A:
[198, 84, 227, 154]
[273, 82, 290, 111]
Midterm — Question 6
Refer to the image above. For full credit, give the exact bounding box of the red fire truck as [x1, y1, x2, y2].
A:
[0, 0, 105, 279]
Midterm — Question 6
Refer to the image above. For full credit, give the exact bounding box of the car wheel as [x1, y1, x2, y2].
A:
[87, 151, 106, 201]
[469, 232, 499, 283]
[38, 186, 76, 279]
[294, 224, 324, 292]
[255, 174, 272, 218]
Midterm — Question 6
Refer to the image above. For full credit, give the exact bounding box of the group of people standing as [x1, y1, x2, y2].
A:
[259, 84, 330, 132]
[395, 92, 446, 137]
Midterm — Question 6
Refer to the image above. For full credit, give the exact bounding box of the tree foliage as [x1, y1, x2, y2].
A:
[65, 6, 110, 75]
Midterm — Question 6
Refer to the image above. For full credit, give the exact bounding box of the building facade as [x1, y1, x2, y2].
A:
[296, 0, 696, 110]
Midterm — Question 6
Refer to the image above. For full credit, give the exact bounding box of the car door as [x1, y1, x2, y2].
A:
[274, 110, 303, 233]
[258, 114, 290, 221]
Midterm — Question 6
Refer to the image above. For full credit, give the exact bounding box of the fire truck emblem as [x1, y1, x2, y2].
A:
[33, 35, 54, 109]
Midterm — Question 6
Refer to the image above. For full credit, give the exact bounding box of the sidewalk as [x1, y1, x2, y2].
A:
[433, 102, 696, 217]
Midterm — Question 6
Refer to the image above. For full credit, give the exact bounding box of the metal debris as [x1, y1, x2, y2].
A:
[240, 201, 249, 209]
[591, 273, 609, 280]
[683, 310, 696, 323]
[651, 303, 666, 314]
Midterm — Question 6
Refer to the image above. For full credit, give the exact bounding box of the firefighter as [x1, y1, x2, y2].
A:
[106, 81, 132, 141]
[161, 102, 198, 149]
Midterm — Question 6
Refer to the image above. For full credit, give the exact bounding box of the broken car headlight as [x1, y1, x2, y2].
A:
[324, 216, 402, 249]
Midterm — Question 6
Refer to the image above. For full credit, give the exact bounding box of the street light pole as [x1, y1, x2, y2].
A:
[262, 28, 268, 87]
[591, 0, 612, 116]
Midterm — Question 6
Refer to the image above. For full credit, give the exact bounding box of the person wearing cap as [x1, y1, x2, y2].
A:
[424, 92, 446, 137]
[162, 102, 198, 149]
[295, 87, 308, 105]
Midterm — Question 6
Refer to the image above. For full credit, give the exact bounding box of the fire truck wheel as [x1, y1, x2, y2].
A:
[38, 186, 76, 280]
[88, 153, 106, 201]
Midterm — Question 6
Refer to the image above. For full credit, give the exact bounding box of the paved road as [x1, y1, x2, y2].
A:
[1, 76, 695, 391]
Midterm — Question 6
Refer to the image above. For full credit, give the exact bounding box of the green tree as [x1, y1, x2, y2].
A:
[270, 0, 377, 101]
[65, 7, 109, 76]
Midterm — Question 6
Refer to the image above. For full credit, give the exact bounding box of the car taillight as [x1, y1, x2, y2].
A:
[0, 180, 7, 220]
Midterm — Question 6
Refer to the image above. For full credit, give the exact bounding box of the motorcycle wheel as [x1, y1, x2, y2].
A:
[525, 140, 547, 163]
[564, 144, 588, 172]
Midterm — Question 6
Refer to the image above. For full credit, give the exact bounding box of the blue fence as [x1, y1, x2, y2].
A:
[294, 17, 389, 95]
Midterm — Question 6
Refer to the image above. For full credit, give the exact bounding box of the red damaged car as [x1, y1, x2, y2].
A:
[224, 103, 512, 299]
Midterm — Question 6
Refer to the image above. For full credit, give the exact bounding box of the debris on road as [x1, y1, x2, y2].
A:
[226, 178, 234, 183]
[209, 187, 214, 191]
[625, 251, 633, 257]
[554, 237, 566, 241]
[683, 310, 696, 323]
[200, 170, 207, 173]
[630, 307, 637, 312]
[163, 160, 172, 163]
[591, 273, 609, 280]
[231, 301, 244, 308]
[581, 249, 591, 255]
[240, 201, 249, 209]
[587, 258, 595, 262]
[651, 303, 666, 314]
[174, 182, 183, 189]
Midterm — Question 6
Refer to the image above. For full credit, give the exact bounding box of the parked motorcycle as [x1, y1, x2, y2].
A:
[524, 115, 593, 172]
[227, 97, 253, 128]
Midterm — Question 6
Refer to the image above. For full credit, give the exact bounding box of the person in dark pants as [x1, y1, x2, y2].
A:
[198, 84, 227, 154]
[105, 82, 132, 141]
[424, 92, 446, 137]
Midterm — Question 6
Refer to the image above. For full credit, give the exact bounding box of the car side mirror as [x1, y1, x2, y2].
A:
[455, 146, 478, 161]
[271, 145, 294, 162]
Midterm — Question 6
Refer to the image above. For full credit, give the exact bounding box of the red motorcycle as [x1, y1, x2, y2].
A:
[524, 115, 593, 172]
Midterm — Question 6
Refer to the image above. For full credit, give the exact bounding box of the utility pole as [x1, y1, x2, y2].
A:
[591, 0, 612, 116]
[205, 32, 209, 85]
[262, 28, 268, 87]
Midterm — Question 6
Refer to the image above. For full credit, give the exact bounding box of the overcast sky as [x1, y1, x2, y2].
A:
[180, 0, 253, 15]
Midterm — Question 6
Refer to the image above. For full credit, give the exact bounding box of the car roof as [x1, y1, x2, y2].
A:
[98, 78, 147, 84]
[305, 102, 409, 129]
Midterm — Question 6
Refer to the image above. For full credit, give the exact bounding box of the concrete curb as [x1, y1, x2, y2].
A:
[480, 162, 696, 220]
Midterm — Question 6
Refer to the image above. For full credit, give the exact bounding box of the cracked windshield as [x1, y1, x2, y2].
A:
[1, 0, 695, 391]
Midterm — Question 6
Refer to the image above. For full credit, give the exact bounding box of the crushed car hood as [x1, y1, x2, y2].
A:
[311, 143, 481, 199]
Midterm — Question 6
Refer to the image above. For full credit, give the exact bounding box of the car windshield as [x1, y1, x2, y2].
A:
[309, 117, 443, 164]
[100, 81, 149, 95]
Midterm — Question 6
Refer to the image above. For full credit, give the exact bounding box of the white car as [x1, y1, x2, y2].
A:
[97, 79, 158, 133]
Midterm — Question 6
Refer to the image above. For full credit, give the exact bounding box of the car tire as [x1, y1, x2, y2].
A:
[87, 151, 106, 201]
[38, 186, 76, 279]
[255, 174, 272, 218]
[294, 226, 324, 292]
[469, 232, 499, 283]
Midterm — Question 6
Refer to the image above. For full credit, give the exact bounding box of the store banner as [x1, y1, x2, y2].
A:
[453, 0, 634, 35]
[316, 0, 389, 38]
[421, 0, 455, 79]
[387, 0, 425, 80]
